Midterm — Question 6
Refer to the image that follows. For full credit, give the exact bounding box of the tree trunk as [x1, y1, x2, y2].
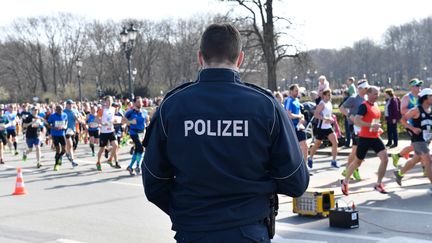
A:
[37, 43, 48, 92]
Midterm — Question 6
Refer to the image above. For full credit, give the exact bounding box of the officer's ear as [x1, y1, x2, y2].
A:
[236, 51, 244, 69]
[198, 51, 204, 67]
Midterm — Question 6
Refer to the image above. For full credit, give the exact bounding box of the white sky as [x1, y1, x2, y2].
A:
[0, 0, 431, 50]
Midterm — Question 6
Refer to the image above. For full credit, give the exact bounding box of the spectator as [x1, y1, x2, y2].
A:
[384, 88, 401, 148]
[316, 75, 330, 104]
[347, 77, 357, 96]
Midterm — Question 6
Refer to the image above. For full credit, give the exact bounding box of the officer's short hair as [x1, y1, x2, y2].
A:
[200, 23, 242, 64]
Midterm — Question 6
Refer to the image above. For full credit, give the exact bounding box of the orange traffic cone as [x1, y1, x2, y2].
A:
[12, 167, 27, 196]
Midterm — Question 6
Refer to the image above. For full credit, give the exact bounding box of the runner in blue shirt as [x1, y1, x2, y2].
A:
[124, 96, 148, 175]
[5, 104, 19, 155]
[63, 99, 81, 167]
[284, 84, 308, 161]
[86, 105, 100, 157]
[47, 105, 68, 171]
[0, 107, 9, 164]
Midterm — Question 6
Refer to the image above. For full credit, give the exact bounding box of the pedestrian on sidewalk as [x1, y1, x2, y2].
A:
[341, 86, 389, 195]
[384, 88, 401, 148]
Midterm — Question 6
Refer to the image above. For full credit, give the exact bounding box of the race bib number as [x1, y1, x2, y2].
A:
[423, 130, 432, 142]
[55, 121, 65, 128]
[89, 122, 99, 128]
[353, 125, 361, 135]
[138, 132, 145, 141]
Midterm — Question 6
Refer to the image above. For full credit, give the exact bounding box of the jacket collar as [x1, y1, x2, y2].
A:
[197, 68, 242, 83]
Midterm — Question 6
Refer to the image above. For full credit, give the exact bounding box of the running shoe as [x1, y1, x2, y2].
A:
[114, 162, 121, 169]
[22, 153, 27, 162]
[374, 183, 388, 194]
[341, 169, 347, 177]
[71, 161, 78, 168]
[307, 157, 313, 169]
[14, 150, 19, 156]
[104, 149, 109, 159]
[92, 152, 95, 157]
[96, 162, 102, 171]
[394, 170, 403, 186]
[391, 154, 399, 168]
[331, 160, 339, 168]
[54, 164, 60, 171]
[37, 162, 42, 168]
[107, 160, 115, 168]
[0, 160, 4, 164]
[353, 169, 361, 181]
[66, 153, 73, 162]
[127, 166, 134, 176]
[340, 180, 349, 196]
[135, 167, 141, 175]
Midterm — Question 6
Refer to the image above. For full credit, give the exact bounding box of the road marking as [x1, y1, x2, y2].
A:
[110, 181, 142, 187]
[1, 164, 38, 173]
[276, 222, 383, 241]
[358, 205, 432, 216]
[272, 235, 327, 243]
[90, 179, 142, 187]
[57, 239, 87, 243]
[376, 237, 432, 243]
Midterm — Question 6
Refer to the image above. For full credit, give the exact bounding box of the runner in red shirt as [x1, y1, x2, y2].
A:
[341, 86, 389, 195]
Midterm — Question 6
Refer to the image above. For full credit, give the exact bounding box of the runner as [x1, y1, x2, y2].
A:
[0, 106, 9, 164]
[63, 99, 80, 167]
[308, 88, 339, 168]
[112, 102, 124, 167]
[284, 84, 308, 161]
[394, 88, 432, 186]
[22, 106, 44, 168]
[86, 105, 99, 157]
[5, 104, 19, 155]
[123, 96, 148, 175]
[341, 86, 389, 195]
[96, 96, 120, 171]
[339, 79, 370, 180]
[46, 105, 68, 171]
[391, 78, 422, 171]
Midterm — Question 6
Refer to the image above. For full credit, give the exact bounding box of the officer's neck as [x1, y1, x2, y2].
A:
[201, 63, 239, 71]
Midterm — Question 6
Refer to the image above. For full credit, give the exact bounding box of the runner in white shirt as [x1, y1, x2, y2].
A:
[95, 96, 120, 171]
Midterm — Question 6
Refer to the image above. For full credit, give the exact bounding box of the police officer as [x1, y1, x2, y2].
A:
[142, 23, 309, 243]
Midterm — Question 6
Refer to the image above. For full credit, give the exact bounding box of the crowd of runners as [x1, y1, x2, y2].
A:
[280, 75, 432, 195]
[0, 95, 159, 176]
[0, 75, 431, 195]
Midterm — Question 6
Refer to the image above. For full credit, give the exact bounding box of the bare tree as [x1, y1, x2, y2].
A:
[224, 0, 300, 91]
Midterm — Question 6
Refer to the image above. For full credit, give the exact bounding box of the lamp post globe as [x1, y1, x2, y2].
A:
[76, 57, 83, 102]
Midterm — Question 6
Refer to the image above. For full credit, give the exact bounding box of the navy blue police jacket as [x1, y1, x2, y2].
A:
[143, 68, 309, 232]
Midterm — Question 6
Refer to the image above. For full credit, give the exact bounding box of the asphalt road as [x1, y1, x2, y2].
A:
[0, 139, 431, 243]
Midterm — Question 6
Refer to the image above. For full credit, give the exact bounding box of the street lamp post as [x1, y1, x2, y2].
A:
[120, 23, 138, 100]
[76, 57, 83, 102]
